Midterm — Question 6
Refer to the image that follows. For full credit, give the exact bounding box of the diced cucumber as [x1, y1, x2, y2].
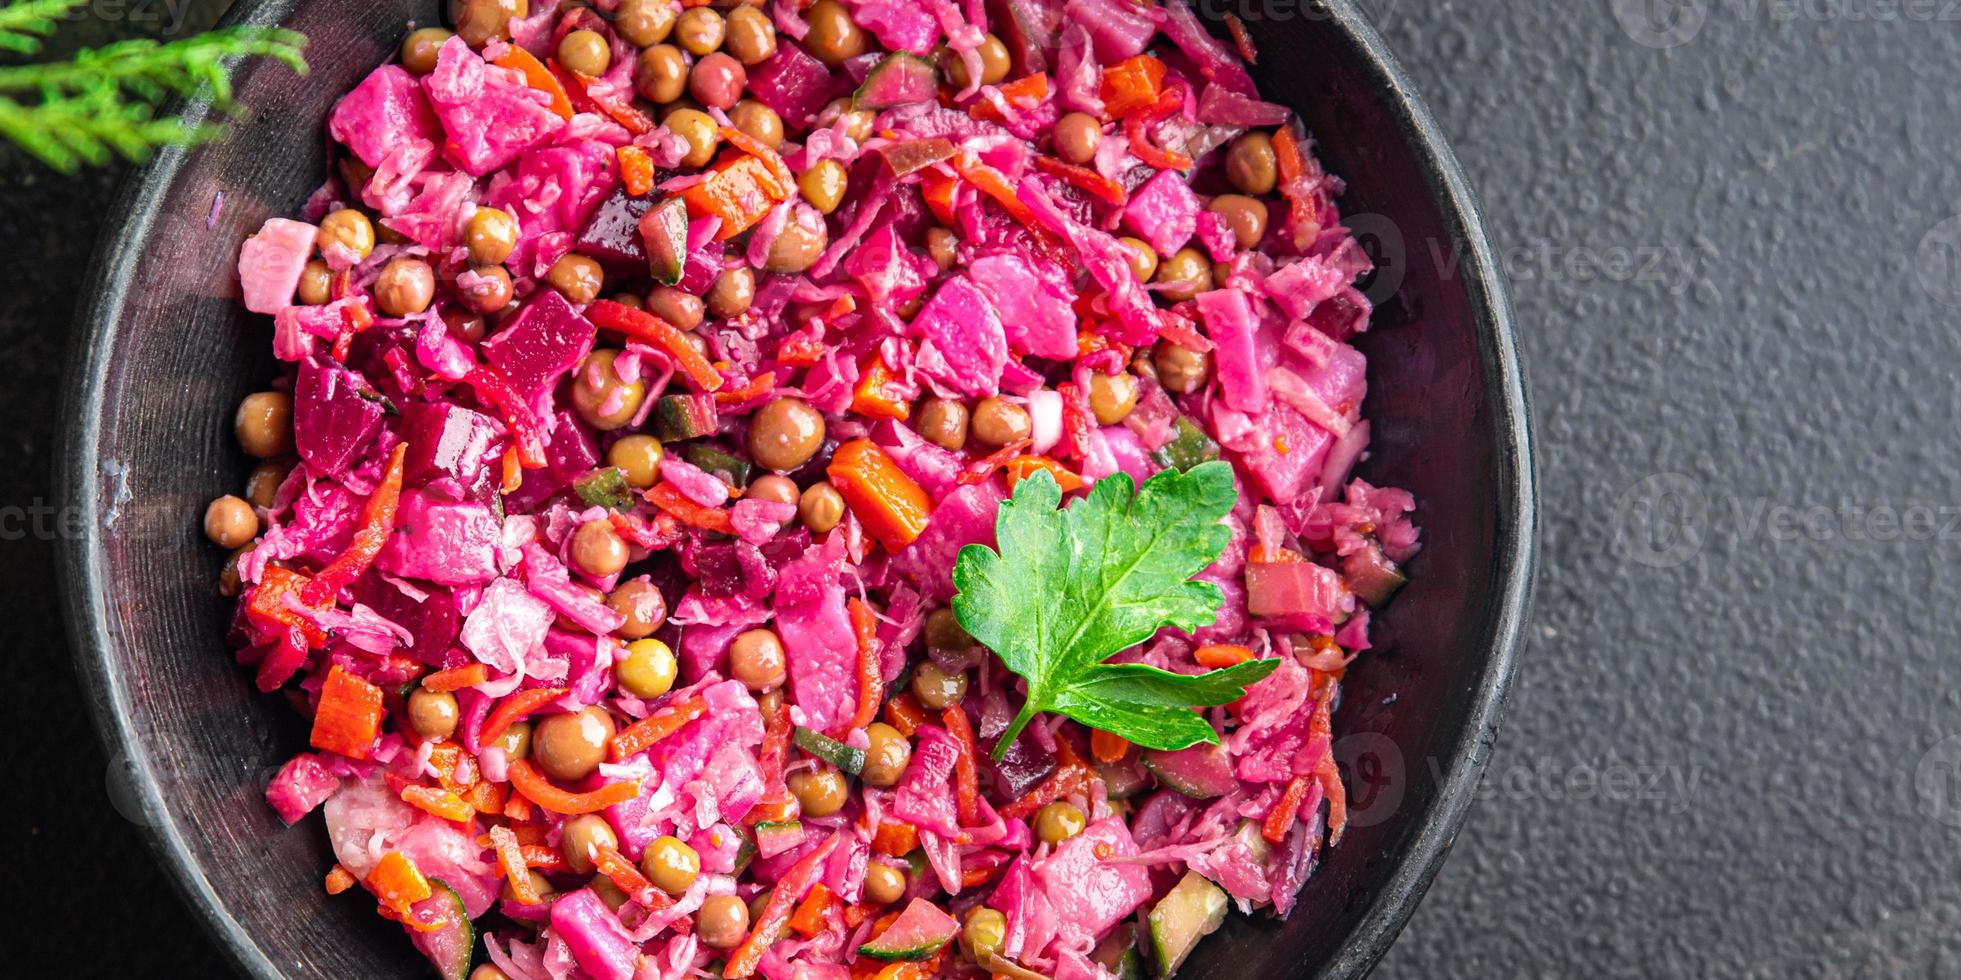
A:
[1148, 870, 1228, 979]
[1231, 819, 1271, 866]
[408, 879, 473, 980]
[574, 467, 634, 511]
[1093, 923, 1146, 980]
[856, 896, 959, 961]
[1151, 416, 1220, 472]
[652, 393, 719, 442]
[853, 52, 938, 111]
[1141, 742, 1237, 800]
[640, 197, 688, 286]
[681, 441, 753, 488]
[794, 726, 866, 774]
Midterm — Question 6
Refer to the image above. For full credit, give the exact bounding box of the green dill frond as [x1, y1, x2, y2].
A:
[0, 93, 218, 171]
[0, 0, 87, 55]
[0, 5, 307, 173]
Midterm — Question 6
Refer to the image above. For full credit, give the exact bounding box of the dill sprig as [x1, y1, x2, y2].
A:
[0, 0, 307, 172]
[0, 0, 86, 54]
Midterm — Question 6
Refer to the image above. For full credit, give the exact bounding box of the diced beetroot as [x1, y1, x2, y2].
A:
[422, 36, 565, 177]
[748, 42, 843, 128]
[480, 290, 596, 411]
[237, 218, 316, 315]
[294, 357, 385, 478]
[399, 401, 501, 490]
[573, 189, 653, 273]
[328, 64, 441, 169]
[1229, 404, 1332, 504]
[987, 0, 1062, 75]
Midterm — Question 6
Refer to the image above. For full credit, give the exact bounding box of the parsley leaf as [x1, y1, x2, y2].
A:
[951, 460, 1279, 759]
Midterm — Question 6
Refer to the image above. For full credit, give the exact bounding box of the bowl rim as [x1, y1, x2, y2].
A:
[55, 1, 1536, 977]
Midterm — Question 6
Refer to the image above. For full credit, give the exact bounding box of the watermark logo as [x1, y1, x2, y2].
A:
[1343, 212, 1408, 307]
[1333, 731, 1406, 828]
[1914, 734, 1961, 827]
[1914, 215, 1961, 308]
[1611, 0, 1713, 48]
[1614, 473, 1708, 569]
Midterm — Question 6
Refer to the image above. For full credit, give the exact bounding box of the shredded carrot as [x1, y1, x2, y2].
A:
[1262, 774, 1314, 844]
[840, 598, 883, 737]
[302, 443, 407, 605]
[942, 706, 980, 826]
[970, 72, 1050, 123]
[467, 779, 509, 814]
[609, 693, 709, 761]
[500, 445, 522, 493]
[645, 482, 736, 534]
[488, 825, 540, 905]
[850, 352, 912, 422]
[365, 851, 432, 916]
[587, 299, 725, 391]
[617, 144, 655, 197]
[788, 883, 836, 938]
[422, 663, 487, 694]
[596, 843, 675, 910]
[1194, 644, 1255, 669]
[1002, 455, 1085, 493]
[491, 46, 574, 119]
[961, 863, 1005, 888]
[324, 863, 356, 895]
[506, 759, 640, 815]
[518, 843, 568, 873]
[714, 370, 778, 406]
[476, 687, 566, 749]
[1090, 729, 1131, 764]
[503, 790, 536, 823]
[870, 820, 917, 857]
[310, 665, 385, 760]
[399, 784, 474, 823]
[724, 834, 840, 978]
[883, 692, 928, 737]
[827, 438, 935, 553]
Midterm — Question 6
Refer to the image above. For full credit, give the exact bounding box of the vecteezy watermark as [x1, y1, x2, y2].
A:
[1614, 472, 1961, 569]
[1611, 0, 1961, 49]
[1436, 755, 1705, 814]
[1340, 215, 1716, 303]
[60, 0, 202, 36]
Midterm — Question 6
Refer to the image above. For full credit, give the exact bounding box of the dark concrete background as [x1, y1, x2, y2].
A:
[6, 0, 1959, 976]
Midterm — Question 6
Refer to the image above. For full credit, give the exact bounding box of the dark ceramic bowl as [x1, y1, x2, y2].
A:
[58, 1, 1534, 976]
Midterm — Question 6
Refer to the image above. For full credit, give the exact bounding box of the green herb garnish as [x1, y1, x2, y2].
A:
[0, 0, 307, 172]
[952, 460, 1278, 759]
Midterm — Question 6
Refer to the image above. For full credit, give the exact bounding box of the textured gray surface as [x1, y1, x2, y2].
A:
[3, 0, 1955, 976]
[1375, 2, 1961, 978]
